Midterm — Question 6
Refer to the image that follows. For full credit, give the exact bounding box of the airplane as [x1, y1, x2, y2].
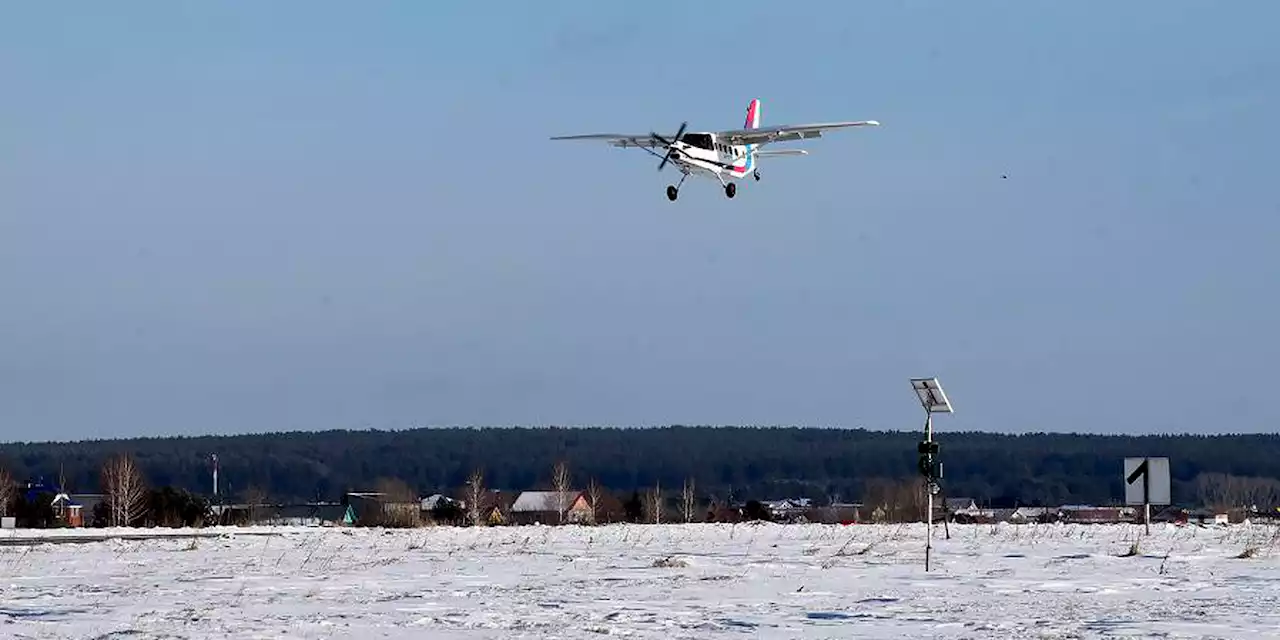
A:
[550, 99, 879, 201]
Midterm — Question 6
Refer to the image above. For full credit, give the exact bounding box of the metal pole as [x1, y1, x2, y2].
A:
[1142, 457, 1150, 536]
[925, 412, 933, 572]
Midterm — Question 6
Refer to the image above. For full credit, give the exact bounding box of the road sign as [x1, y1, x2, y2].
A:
[1123, 457, 1171, 506]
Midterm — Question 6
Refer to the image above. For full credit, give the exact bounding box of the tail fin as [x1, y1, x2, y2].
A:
[744, 98, 761, 129]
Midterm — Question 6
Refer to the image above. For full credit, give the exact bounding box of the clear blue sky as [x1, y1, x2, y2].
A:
[3, 2, 1277, 441]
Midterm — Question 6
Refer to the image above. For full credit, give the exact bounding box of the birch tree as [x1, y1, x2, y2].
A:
[552, 461, 571, 524]
[0, 467, 13, 518]
[586, 477, 602, 525]
[101, 454, 148, 527]
[467, 468, 486, 526]
[644, 481, 662, 524]
[681, 477, 697, 523]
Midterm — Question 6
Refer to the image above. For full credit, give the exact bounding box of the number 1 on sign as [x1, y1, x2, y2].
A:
[1126, 458, 1151, 535]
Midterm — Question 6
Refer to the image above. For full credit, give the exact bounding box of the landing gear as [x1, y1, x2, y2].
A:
[724, 182, 736, 198]
[753, 169, 761, 182]
[665, 172, 688, 202]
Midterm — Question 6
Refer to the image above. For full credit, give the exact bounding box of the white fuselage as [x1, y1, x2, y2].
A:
[668, 132, 755, 183]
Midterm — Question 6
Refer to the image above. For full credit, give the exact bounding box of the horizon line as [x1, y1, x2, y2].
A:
[2, 423, 1274, 447]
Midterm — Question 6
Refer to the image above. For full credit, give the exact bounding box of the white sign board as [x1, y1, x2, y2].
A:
[1124, 457, 1171, 506]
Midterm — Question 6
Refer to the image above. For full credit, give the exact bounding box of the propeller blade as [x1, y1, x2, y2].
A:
[656, 121, 688, 172]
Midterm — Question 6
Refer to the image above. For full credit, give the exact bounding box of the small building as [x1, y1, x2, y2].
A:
[421, 494, 461, 512]
[420, 494, 465, 525]
[1009, 507, 1052, 523]
[945, 498, 980, 516]
[763, 499, 812, 522]
[51, 493, 84, 527]
[509, 491, 593, 525]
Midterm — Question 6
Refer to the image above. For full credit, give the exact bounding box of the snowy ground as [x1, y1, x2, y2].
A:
[0, 522, 1278, 639]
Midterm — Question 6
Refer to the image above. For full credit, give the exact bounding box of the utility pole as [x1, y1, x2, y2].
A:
[911, 377, 954, 573]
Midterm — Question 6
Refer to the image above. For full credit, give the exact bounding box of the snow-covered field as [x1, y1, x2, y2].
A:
[1, 522, 1278, 639]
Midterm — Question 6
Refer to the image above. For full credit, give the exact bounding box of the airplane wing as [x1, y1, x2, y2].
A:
[548, 133, 673, 149]
[716, 121, 880, 147]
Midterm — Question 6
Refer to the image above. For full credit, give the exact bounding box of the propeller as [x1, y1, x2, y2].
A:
[652, 121, 688, 172]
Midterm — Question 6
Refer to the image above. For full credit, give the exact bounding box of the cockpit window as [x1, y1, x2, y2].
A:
[679, 133, 713, 150]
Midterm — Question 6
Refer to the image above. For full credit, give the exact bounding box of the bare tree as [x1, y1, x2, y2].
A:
[1196, 472, 1234, 512]
[1195, 473, 1280, 512]
[681, 477, 697, 523]
[552, 461, 571, 524]
[1242, 477, 1280, 509]
[586, 477, 603, 525]
[644, 481, 662, 524]
[101, 454, 149, 527]
[467, 468, 486, 526]
[0, 467, 13, 518]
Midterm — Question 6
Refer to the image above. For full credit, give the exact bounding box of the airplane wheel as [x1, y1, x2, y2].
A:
[666, 185, 678, 201]
[753, 170, 761, 182]
[724, 182, 736, 198]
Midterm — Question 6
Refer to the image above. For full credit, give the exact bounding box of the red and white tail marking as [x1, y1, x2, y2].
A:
[744, 98, 761, 129]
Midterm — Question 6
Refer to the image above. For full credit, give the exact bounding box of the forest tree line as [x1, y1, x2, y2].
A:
[1, 426, 1278, 510]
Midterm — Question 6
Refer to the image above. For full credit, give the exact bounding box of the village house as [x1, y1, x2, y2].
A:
[945, 497, 980, 516]
[762, 498, 812, 522]
[51, 492, 85, 527]
[420, 494, 460, 512]
[937, 497, 981, 523]
[419, 494, 466, 525]
[508, 490, 593, 525]
[1009, 507, 1053, 523]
